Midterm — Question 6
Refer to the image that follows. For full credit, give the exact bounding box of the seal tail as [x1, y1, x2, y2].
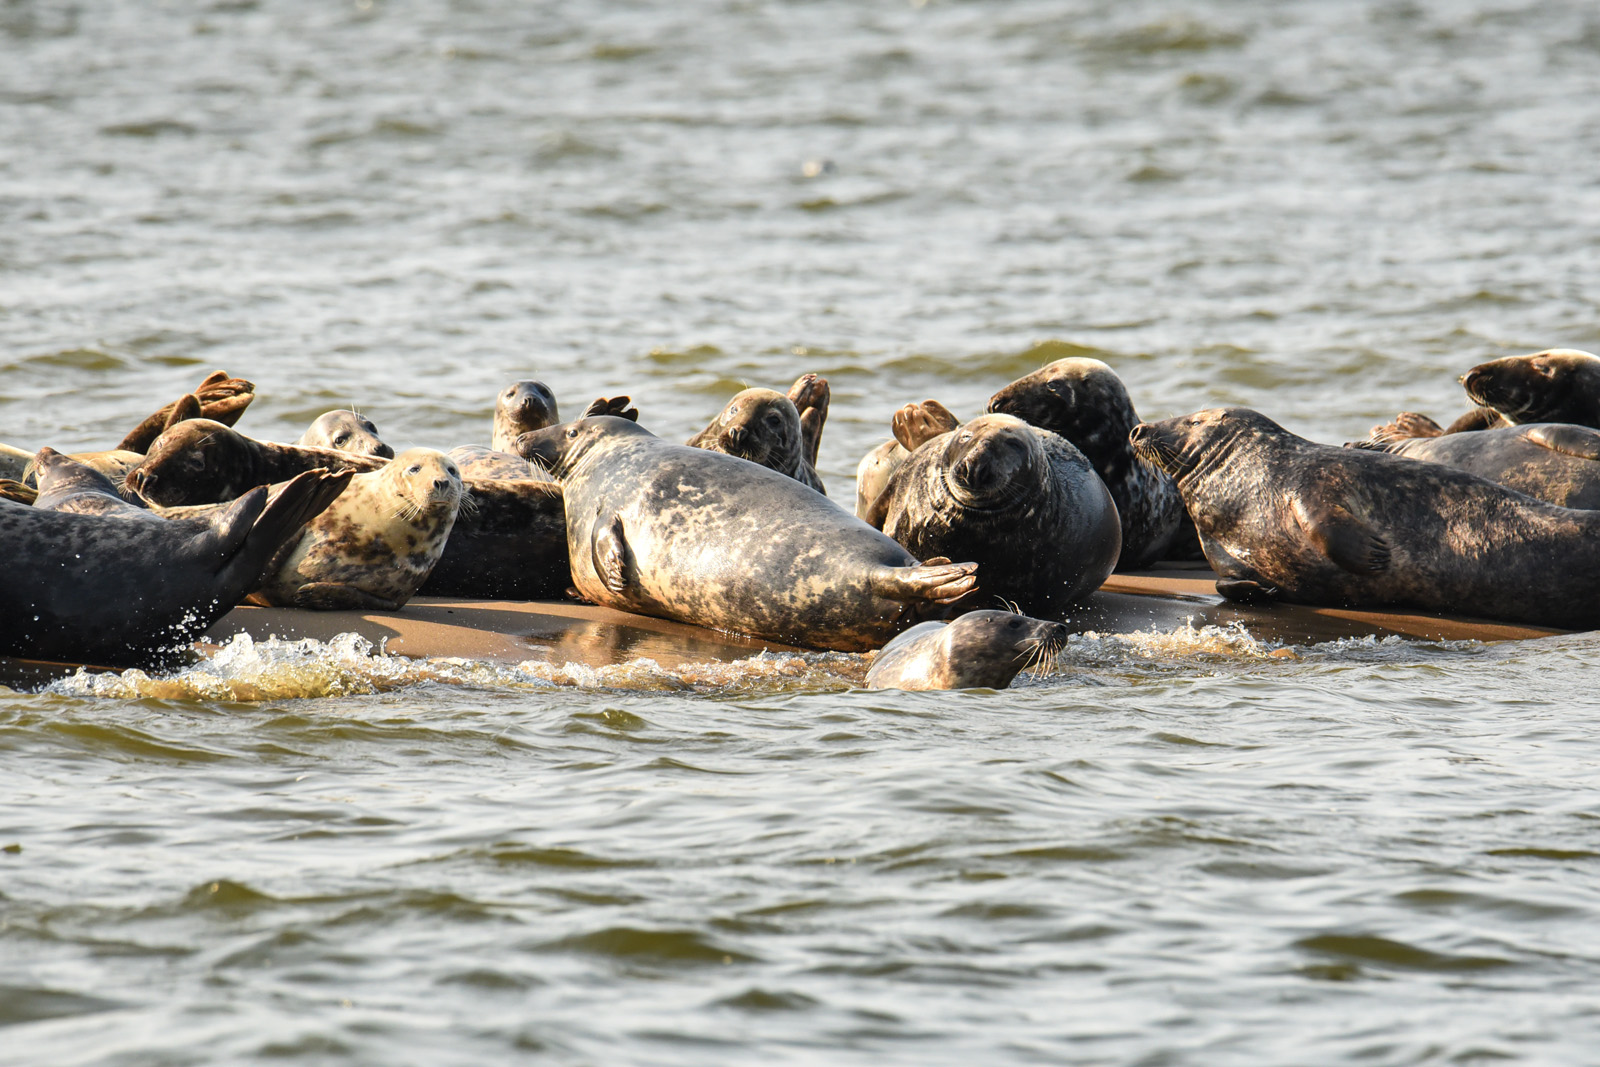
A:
[208, 468, 354, 587]
[870, 557, 979, 605]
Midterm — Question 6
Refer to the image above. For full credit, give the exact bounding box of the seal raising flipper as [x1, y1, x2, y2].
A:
[117, 370, 256, 453]
[867, 556, 979, 606]
[787, 373, 830, 470]
[892, 400, 960, 452]
[1293, 498, 1391, 576]
[593, 514, 632, 598]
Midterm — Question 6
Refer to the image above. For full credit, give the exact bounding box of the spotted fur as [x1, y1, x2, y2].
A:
[687, 387, 825, 493]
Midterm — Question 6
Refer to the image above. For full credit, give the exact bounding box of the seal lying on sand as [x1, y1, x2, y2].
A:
[865, 414, 1121, 619]
[491, 380, 560, 452]
[116, 370, 256, 453]
[1370, 349, 1600, 440]
[1131, 406, 1600, 629]
[1349, 423, 1600, 509]
[297, 410, 394, 458]
[516, 416, 978, 651]
[687, 387, 825, 492]
[454, 396, 639, 480]
[854, 400, 959, 520]
[250, 449, 464, 611]
[0, 452, 350, 666]
[129, 419, 388, 506]
[865, 610, 1068, 691]
[987, 357, 1189, 568]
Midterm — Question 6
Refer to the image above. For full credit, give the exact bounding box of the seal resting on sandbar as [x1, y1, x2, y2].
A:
[987, 357, 1190, 567]
[1348, 423, 1600, 510]
[491, 380, 561, 452]
[853, 399, 960, 520]
[687, 385, 826, 493]
[296, 410, 394, 458]
[516, 416, 978, 651]
[128, 419, 387, 506]
[0, 453, 350, 667]
[1370, 348, 1600, 440]
[865, 413, 1121, 619]
[250, 448, 464, 611]
[865, 610, 1069, 691]
[1130, 406, 1600, 629]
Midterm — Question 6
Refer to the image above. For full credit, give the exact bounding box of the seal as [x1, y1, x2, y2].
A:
[987, 357, 1189, 568]
[687, 387, 825, 492]
[865, 413, 1121, 619]
[1129, 406, 1600, 629]
[456, 395, 638, 480]
[865, 609, 1069, 691]
[1349, 423, 1600, 510]
[1460, 348, 1600, 428]
[296, 410, 394, 458]
[0, 454, 350, 667]
[250, 448, 464, 611]
[417, 475, 570, 600]
[516, 416, 979, 651]
[116, 370, 256, 453]
[491, 380, 560, 453]
[129, 419, 387, 507]
[854, 400, 960, 520]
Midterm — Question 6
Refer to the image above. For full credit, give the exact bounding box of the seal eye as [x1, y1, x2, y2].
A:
[334, 433, 350, 446]
[567, 427, 580, 439]
[407, 464, 421, 475]
[1008, 619, 1023, 629]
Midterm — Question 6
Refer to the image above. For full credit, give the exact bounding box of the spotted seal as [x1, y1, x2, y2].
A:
[516, 416, 978, 651]
[250, 448, 464, 611]
[865, 413, 1121, 619]
[1348, 423, 1600, 510]
[491, 380, 561, 453]
[865, 609, 1069, 691]
[1130, 406, 1600, 628]
[687, 387, 825, 492]
[296, 410, 394, 458]
[1, 453, 350, 666]
[987, 357, 1189, 568]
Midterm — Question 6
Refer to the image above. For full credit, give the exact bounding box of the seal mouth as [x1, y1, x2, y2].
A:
[1129, 423, 1195, 479]
[941, 464, 1026, 513]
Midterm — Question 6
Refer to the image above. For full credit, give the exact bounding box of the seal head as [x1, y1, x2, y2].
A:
[297, 410, 394, 458]
[1461, 349, 1600, 428]
[491, 380, 560, 452]
[865, 610, 1069, 691]
[687, 387, 825, 493]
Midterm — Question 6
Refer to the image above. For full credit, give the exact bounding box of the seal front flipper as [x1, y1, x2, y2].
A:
[1523, 424, 1600, 462]
[1215, 578, 1280, 604]
[869, 557, 979, 605]
[1293, 497, 1391, 575]
[593, 513, 631, 597]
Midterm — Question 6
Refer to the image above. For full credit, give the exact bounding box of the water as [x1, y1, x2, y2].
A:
[4, 0, 1600, 1062]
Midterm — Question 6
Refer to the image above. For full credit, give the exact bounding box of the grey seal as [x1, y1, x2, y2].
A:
[1130, 406, 1600, 629]
[490, 380, 560, 453]
[1372, 348, 1600, 441]
[987, 357, 1189, 567]
[129, 419, 387, 506]
[687, 386, 825, 493]
[1, 452, 350, 666]
[250, 448, 463, 611]
[1349, 423, 1600, 509]
[296, 409, 394, 458]
[865, 609, 1069, 691]
[516, 416, 978, 651]
[865, 413, 1121, 619]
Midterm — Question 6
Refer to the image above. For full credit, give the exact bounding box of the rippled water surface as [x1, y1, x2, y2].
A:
[5, 1, 1600, 1063]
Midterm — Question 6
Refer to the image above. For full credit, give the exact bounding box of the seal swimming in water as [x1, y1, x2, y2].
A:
[1130, 406, 1600, 629]
[686, 386, 825, 492]
[250, 448, 464, 611]
[516, 416, 978, 651]
[296, 410, 394, 458]
[490, 380, 561, 452]
[0, 454, 350, 666]
[865, 413, 1121, 619]
[865, 609, 1069, 691]
[987, 357, 1189, 568]
[1349, 423, 1600, 510]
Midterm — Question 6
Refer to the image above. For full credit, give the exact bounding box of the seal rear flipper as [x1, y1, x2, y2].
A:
[0, 479, 37, 506]
[1522, 424, 1600, 462]
[581, 396, 639, 422]
[1293, 498, 1391, 576]
[892, 400, 960, 453]
[289, 583, 402, 611]
[1216, 578, 1280, 604]
[870, 557, 979, 605]
[593, 514, 631, 597]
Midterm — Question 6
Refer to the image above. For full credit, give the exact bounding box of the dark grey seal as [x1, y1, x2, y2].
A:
[1, 451, 350, 667]
[1349, 423, 1600, 510]
[1374, 348, 1600, 441]
[988, 357, 1189, 568]
[865, 609, 1069, 691]
[1130, 406, 1600, 629]
[129, 419, 387, 506]
[687, 386, 825, 493]
[296, 409, 394, 458]
[516, 416, 978, 652]
[865, 413, 1121, 619]
[491, 380, 560, 453]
